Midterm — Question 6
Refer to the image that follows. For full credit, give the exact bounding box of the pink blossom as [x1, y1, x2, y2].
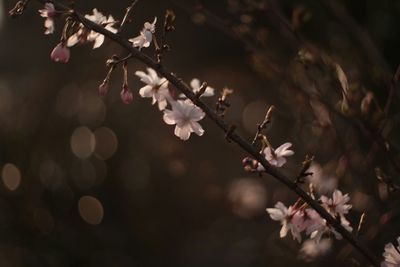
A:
[382, 237, 400, 267]
[39, 3, 56, 34]
[257, 142, 294, 170]
[129, 18, 157, 50]
[266, 202, 306, 242]
[163, 100, 205, 140]
[320, 189, 352, 217]
[67, 9, 117, 49]
[50, 43, 70, 63]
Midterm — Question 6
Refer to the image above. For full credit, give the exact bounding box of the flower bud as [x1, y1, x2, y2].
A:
[98, 80, 109, 97]
[242, 157, 258, 172]
[120, 85, 133, 104]
[50, 43, 70, 63]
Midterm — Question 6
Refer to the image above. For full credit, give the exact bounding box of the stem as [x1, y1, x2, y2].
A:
[118, 0, 139, 33]
[33, 1, 380, 265]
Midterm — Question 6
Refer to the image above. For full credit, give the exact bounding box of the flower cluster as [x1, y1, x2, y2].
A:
[67, 9, 117, 49]
[243, 142, 294, 172]
[136, 69, 211, 140]
[266, 189, 353, 245]
[37, 2, 215, 138]
[381, 237, 400, 267]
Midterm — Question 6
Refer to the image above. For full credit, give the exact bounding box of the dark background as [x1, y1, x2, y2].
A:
[0, 0, 400, 266]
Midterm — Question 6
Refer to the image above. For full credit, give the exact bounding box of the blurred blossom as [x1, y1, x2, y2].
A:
[78, 196, 104, 225]
[242, 100, 268, 133]
[228, 178, 267, 218]
[299, 238, 332, 262]
[94, 127, 118, 160]
[1, 163, 21, 191]
[70, 126, 96, 159]
[309, 98, 332, 127]
[378, 183, 389, 201]
[307, 163, 338, 194]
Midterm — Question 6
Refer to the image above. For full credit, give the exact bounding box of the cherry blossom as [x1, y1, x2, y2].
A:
[190, 78, 214, 97]
[299, 238, 332, 262]
[382, 237, 400, 267]
[67, 9, 117, 49]
[264, 142, 294, 167]
[50, 43, 70, 63]
[39, 3, 56, 35]
[256, 142, 294, 170]
[129, 18, 157, 49]
[266, 202, 306, 242]
[135, 68, 169, 110]
[320, 189, 352, 217]
[163, 100, 205, 140]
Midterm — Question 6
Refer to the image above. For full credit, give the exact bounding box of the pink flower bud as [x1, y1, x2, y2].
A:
[50, 43, 70, 63]
[120, 85, 133, 104]
[98, 80, 109, 97]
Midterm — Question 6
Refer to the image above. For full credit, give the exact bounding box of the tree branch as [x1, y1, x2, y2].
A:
[32, 1, 380, 266]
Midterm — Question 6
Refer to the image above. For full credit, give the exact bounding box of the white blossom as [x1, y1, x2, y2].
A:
[67, 9, 117, 49]
[266, 202, 306, 242]
[39, 3, 56, 35]
[382, 237, 400, 267]
[299, 238, 332, 262]
[163, 100, 205, 140]
[190, 78, 214, 97]
[320, 189, 352, 217]
[257, 142, 294, 170]
[129, 18, 157, 50]
[135, 68, 169, 110]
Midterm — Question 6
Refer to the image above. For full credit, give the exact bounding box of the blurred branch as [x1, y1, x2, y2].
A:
[320, 0, 392, 76]
[29, 0, 381, 265]
[173, 0, 400, 177]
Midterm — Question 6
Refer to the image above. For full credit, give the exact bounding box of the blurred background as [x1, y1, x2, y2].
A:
[1, 0, 400, 266]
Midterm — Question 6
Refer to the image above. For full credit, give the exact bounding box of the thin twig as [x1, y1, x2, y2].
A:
[30, 1, 381, 266]
[118, 0, 139, 33]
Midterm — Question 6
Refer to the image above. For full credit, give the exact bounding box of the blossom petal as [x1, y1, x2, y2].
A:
[175, 124, 191, 141]
[163, 110, 177, 125]
[190, 121, 204, 136]
[139, 85, 153, 98]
